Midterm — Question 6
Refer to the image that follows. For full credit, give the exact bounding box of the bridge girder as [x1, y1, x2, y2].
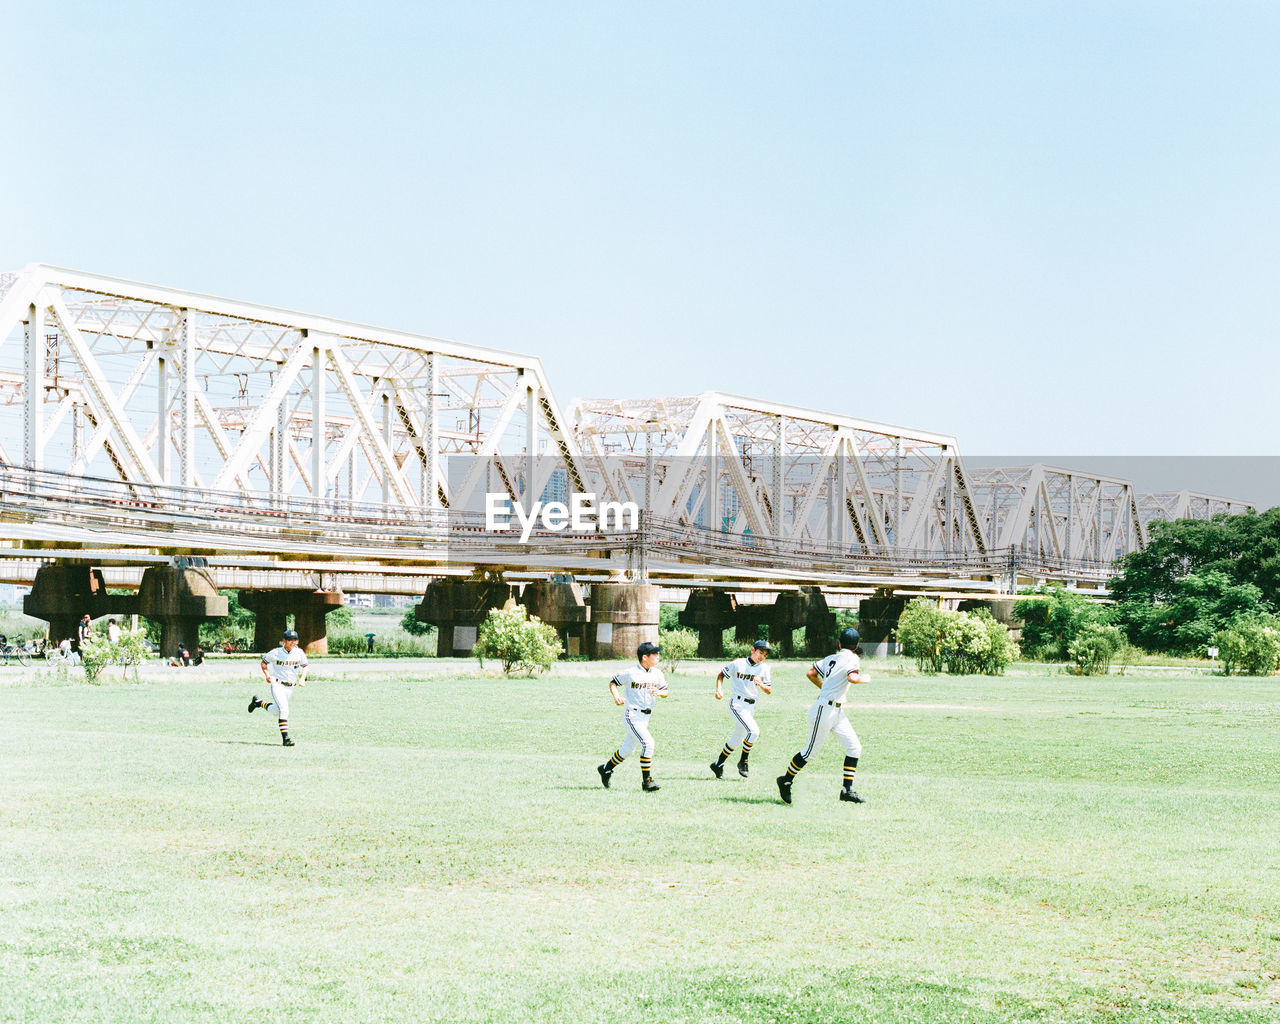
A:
[0, 264, 592, 512]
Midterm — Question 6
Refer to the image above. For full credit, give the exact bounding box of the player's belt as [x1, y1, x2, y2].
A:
[633, 707, 651, 714]
[735, 697, 756, 704]
[825, 699, 843, 707]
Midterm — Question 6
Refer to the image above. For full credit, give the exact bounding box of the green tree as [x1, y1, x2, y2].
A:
[400, 607, 435, 637]
[475, 602, 562, 676]
[1114, 570, 1266, 656]
[1109, 511, 1280, 655]
[1014, 585, 1112, 661]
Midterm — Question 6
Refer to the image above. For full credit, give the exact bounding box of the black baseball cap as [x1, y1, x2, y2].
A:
[282, 629, 300, 641]
[751, 639, 771, 652]
[637, 641, 661, 657]
[839, 627, 860, 649]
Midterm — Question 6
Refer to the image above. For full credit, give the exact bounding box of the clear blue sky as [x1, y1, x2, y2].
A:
[3, 2, 1278, 482]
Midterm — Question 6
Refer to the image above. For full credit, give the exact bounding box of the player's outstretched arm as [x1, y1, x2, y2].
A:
[714, 671, 725, 700]
[847, 670, 870, 684]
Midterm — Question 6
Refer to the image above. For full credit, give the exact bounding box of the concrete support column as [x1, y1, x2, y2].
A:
[24, 562, 136, 649]
[521, 577, 587, 656]
[415, 577, 513, 656]
[858, 588, 906, 657]
[678, 588, 737, 659]
[588, 582, 660, 660]
[239, 589, 345, 655]
[137, 566, 229, 659]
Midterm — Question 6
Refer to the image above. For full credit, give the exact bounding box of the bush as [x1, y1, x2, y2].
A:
[657, 628, 698, 672]
[895, 599, 949, 673]
[1068, 622, 1126, 676]
[475, 602, 562, 676]
[1211, 620, 1280, 676]
[1013, 585, 1112, 661]
[79, 627, 151, 683]
[896, 599, 1019, 675]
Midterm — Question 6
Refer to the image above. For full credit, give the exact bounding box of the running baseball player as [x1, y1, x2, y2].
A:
[776, 627, 869, 805]
[248, 628, 308, 746]
[709, 638, 772, 779]
[597, 641, 667, 792]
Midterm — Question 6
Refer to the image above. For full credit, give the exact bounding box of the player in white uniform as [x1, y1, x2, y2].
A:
[709, 639, 772, 779]
[248, 628, 309, 747]
[776, 627, 869, 805]
[597, 641, 668, 792]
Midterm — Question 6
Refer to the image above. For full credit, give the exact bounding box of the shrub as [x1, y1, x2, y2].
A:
[475, 602, 562, 676]
[79, 627, 151, 683]
[896, 599, 1018, 675]
[976, 610, 1020, 675]
[1068, 622, 1126, 676]
[895, 599, 949, 673]
[657, 628, 698, 672]
[1211, 621, 1280, 676]
[1013, 585, 1112, 661]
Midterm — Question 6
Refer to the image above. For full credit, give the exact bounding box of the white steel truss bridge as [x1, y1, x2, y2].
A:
[0, 265, 1256, 596]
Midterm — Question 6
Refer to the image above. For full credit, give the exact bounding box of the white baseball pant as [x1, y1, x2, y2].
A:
[801, 701, 861, 760]
[618, 707, 655, 758]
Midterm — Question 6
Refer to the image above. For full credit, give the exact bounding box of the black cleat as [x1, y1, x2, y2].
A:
[737, 761, 750, 778]
[247, 696, 260, 713]
[839, 789, 866, 803]
[776, 775, 792, 804]
[282, 736, 295, 747]
[597, 764, 612, 788]
[709, 761, 724, 779]
[641, 777, 660, 792]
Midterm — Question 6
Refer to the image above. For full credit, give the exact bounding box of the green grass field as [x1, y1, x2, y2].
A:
[2, 658, 1278, 1023]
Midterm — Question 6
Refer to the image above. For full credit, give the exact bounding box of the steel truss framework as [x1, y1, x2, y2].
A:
[569, 393, 986, 555]
[0, 265, 1257, 586]
[0, 265, 588, 516]
[967, 465, 1256, 564]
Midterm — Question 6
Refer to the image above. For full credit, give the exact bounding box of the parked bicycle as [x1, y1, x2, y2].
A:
[0, 636, 34, 668]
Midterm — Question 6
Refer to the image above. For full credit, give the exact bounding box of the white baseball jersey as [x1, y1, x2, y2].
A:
[720, 656, 771, 700]
[262, 645, 308, 684]
[812, 649, 860, 704]
[612, 664, 668, 711]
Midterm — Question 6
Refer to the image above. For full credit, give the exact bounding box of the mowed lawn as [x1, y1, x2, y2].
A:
[1, 658, 1278, 1024]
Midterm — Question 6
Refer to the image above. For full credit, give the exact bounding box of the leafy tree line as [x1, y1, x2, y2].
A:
[1108, 510, 1280, 673]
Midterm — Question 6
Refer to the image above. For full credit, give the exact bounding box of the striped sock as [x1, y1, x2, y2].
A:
[740, 740, 753, 764]
[606, 751, 624, 769]
[715, 744, 733, 766]
[640, 756, 653, 778]
[843, 756, 858, 787]
[785, 752, 807, 778]
[278, 718, 289, 737]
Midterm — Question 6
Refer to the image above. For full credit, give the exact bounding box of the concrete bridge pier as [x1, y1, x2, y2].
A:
[521, 577, 588, 657]
[732, 590, 813, 658]
[23, 562, 136, 649]
[137, 565, 229, 659]
[679, 588, 737, 659]
[239, 589, 346, 654]
[858, 588, 906, 656]
[415, 577, 514, 656]
[587, 582, 660, 660]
